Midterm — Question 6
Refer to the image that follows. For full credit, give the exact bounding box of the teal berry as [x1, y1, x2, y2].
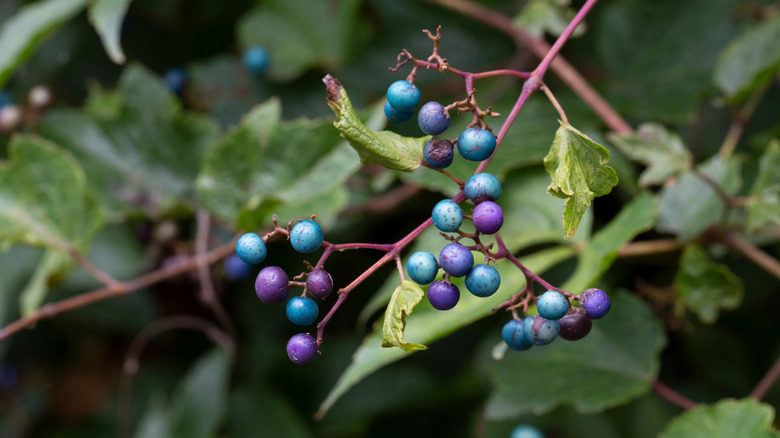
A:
[163, 67, 187, 94]
[432, 199, 463, 232]
[439, 243, 474, 277]
[417, 101, 450, 135]
[235, 232, 267, 265]
[386, 80, 421, 112]
[0, 91, 11, 108]
[457, 127, 496, 161]
[536, 290, 569, 320]
[406, 251, 439, 285]
[502, 319, 532, 351]
[286, 296, 319, 326]
[522, 315, 560, 346]
[384, 100, 414, 123]
[510, 425, 545, 438]
[290, 220, 323, 253]
[465, 264, 501, 297]
[464, 173, 502, 204]
[243, 46, 270, 74]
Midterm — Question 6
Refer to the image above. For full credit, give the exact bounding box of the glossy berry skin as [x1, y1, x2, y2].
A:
[581, 288, 611, 319]
[465, 264, 501, 297]
[255, 266, 290, 304]
[536, 290, 570, 320]
[290, 220, 323, 253]
[457, 127, 497, 161]
[438, 243, 474, 277]
[286, 296, 319, 326]
[472, 201, 504, 234]
[427, 280, 460, 310]
[163, 67, 187, 94]
[510, 425, 545, 438]
[223, 253, 252, 280]
[502, 319, 532, 351]
[522, 315, 560, 346]
[417, 101, 450, 135]
[386, 80, 420, 112]
[432, 199, 463, 232]
[243, 46, 270, 74]
[406, 251, 439, 285]
[558, 308, 592, 341]
[424, 138, 454, 169]
[464, 173, 502, 204]
[235, 232, 267, 265]
[384, 100, 414, 123]
[286, 333, 317, 365]
[306, 269, 333, 299]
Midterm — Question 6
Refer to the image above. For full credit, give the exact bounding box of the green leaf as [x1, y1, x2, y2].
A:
[169, 348, 231, 438]
[674, 243, 743, 324]
[747, 140, 780, 232]
[316, 246, 575, 419]
[88, 0, 132, 64]
[486, 292, 666, 417]
[562, 191, 657, 291]
[513, 0, 585, 38]
[544, 121, 618, 240]
[0, 135, 103, 251]
[324, 75, 426, 172]
[0, 0, 87, 89]
[226, 389, 313, 438]
[608, 123, 693, 187]
[660, 398, 780, 438]
[133, 395, 172, 438]
[19, 250, 72, 316]
[381, 280, 427, 353]
[714, 15, 780, 101]
[38, 64, 220, 220]
[657, 155, 742, 241]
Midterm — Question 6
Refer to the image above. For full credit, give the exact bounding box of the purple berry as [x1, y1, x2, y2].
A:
[255, 266, 290, 304]
[306, 269, 333, 299]
[286, 333, 317, 365]
[558, 308, 592, 341]
[223, 253, 252, 280]
[427, 280, 460, 310]
[438, 243, 474, 277]
[581, 288, 611, 319]
[417, 101, 450, 135]
[424, 138, 454, 169]
[472, 201, 504, 234]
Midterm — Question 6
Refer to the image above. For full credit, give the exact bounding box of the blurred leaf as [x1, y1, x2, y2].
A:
[317, 246, 575, 419]
[657, 155, 742, 241]
[169, 349, 231, 438]
[19, 250, 71, 316]
[513, 0, 585, 38]
[381, 281, 427, 352]
[226, 389, 313, 438]
[660, 398, 780, 438]
[544, 121, 618, 240]
[562, 191, 657, 291]
[0, 135, 103, 251]
[747, 140, 780, 232]
[324, 75, 425, 172]
[714, 15, 780, 101]
[133, 395, 172, 438]
[189, 56, 254, 129]
[608, 123, 693, 187]
[39, 64, 220, 220]
[674, 243, 743, 324]
[486, 292, 666, 417]
[236, 0, 370, 81]
[0, 0, 86, 89]
[88, 0, 131, 64]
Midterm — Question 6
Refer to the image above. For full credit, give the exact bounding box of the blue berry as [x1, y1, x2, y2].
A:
[255, 266, 289, 304]
[536, 290, 569, 320]
[502, 319, 532, 351]
[287, 333, 317, 364]
[406, 251, 439, 285]
[417, 101, 450, 135]
[384, 100, 414, 123]
[223, 253, 252, 280]
[286, 296, 319, 326]
[465, 264, 501, 297]
[386, 80, 420, 112]
[581, 288, 611, 319]
[427, 280, 460, 310]
[438, 243, 474, 277]
[424, 138, 454, 169]
[163, 67, 187, 94]
[558, 308, 592, 341]
[464, 173, 502, 204]
[0, 91, 12, 108]
[472, 200, 503, 234]
[511, 425, 545, 438]
[290, 220, 323, 253]
[457, 127, 496, 161]
[306, 269, 333, 299]
[235, 232, 267, 264]
[243, 46, 270, 74]
[432, 199, 463, 232]
[522, 315, 560, 345]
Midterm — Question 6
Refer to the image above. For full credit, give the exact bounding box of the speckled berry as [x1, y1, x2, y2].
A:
[472, 201, 503, 234]
[235, 232, 267, 265]
[243, 46, 270, 74]
[286, 296, 319, 326]
[432, 199, 463, 232]
[536, 290, 569, 320]
[581, 288, 611, 319]
[427, 280, 460, 310]
[502, 319, 532, 351]
[558, 308, 592, 341]
[306, 269, 333, 299]
[438, 243, 474, 277]
[424, 138, 454, 169]
[464, 173, 502, 204]
[406, 251, 439, 285]
[290, 220, 323, 253]
[386, 80, 421, 112]
[286, 333, 317, 365]
[522, 315, 560, 346]
[417, 101, 450, 135]
[510, 425, 545, 438]
[457, 127, 496, 161]
[255, 266, 290, 304]
[465, 264, 501, 297]
[384, 100, 414, 123]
